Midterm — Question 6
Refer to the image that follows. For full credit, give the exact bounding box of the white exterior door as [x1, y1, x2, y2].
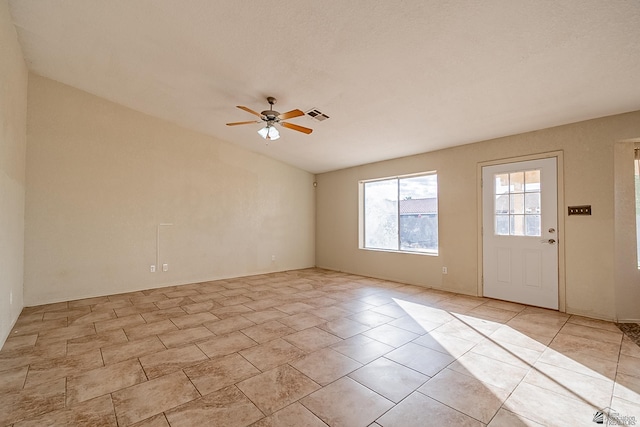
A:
[482, 158, 559, 309]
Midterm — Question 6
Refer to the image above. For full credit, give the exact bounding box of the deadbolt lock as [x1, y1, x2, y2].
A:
[548, 228, 555, 233]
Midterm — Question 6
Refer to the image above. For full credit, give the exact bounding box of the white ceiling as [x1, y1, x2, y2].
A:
[8, 1, 640, 174]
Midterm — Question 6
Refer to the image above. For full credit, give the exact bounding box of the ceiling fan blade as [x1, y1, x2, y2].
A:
[281, 122, 313, 134]
[226, 121, 259, 126]
[278, 109, 305, 120]
[237, 106, 263, 118]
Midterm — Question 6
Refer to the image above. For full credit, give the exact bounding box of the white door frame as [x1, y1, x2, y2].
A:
[477, 151, 566, 312]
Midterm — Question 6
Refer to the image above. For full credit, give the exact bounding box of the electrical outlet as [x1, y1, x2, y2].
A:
[271, 255, 276, 262]
[150, 265, 156, 273]
[162, 263, 168, 272]
[442, 267, 448, 274]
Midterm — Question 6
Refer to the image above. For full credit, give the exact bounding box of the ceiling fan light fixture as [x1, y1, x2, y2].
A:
[258, 124, 280, 140]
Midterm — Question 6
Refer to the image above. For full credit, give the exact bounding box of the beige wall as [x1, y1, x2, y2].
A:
[24, 74, 315, 306]
[0, 0, 28, 346]
[614, 140, 640, 322]
[316, 111, 640, 321]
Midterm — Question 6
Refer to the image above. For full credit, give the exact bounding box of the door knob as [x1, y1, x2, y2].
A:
[547, 239, 556, 244]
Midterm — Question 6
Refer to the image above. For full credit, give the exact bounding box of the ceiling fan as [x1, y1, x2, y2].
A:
[226, 97, 313, 141]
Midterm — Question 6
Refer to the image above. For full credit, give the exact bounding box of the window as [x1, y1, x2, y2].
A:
[494, 169, 541, 236]
[362, 173, 438, 254]
[635, 148, 640, 268]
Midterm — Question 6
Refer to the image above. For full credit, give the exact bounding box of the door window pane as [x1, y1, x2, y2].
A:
[494, 168, 542, 237]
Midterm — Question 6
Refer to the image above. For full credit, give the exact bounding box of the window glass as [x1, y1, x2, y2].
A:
[363, 173, 438, 254]
[494, 169, 541, 236]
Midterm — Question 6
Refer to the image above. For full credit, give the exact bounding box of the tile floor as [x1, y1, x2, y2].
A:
[1, 268, 639, 426]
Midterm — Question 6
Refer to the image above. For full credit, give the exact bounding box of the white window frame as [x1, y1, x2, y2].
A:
[359, 171, 438, 256]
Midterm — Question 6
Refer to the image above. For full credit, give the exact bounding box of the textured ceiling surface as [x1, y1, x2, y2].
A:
[8, 0, 640, 173]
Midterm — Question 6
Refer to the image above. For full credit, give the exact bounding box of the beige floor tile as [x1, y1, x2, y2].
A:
[318, 317, 371, 339]
[66, 310, 117, 326]
[139, 344, 207, 379]
[69, 296, 111, 308]
[413, 330, 477, 358]
[241, 320, 296, 344]
[331, 334, 394, 364]
[347, 310, 395, 327]
[466, 304, 518, 323]
[0, 377, 66, 425]
[239, 338, 306, 372]
[618, 353, 640, 378]
[506, 316, 565, 340]
[309, 306, 353, 321]
[621, 335, 640, 358]
[0, 340, 67, 372]
[67, 358, 146, 405]
[238, 364, 319, 415]
[291, 348, 361, 385]
[25, 349, 104, 387]
[377, 392, 482, 427]
[4, 269, 631, 427]
[487, 409, 544, 427]
[139, 307, 186, 324]
[614, 372, 640, 403]
[170, 312, 219, 329]
[185, 352, 261, 394]
[0, 365, 27, 393]
[349, 357, 428, 403]
[387, 315, 440, 334]
[482, 299, 526, 313]
[35, 322, 96, 343]
[129, 413, 170, 427]
[0, 334, 38, 351]
[370, 303, 408, 319]
[523, 361, 614, 408]
[549, 332, 621, 362]
[503, 381, 599, 427]
[203, 316, 256, 335]
[609, 396, 640, 425]
[282, 327, 342, 352]
[567, 315, 622, 333]
[418, 368, 510, 424]
[362, 324, 419, 347]
[211, 304, 255, 319]
[274, 302, 316, 315]
[124, 319, 178, 340]
[241, 309, 288, 324]
[154, 297, 195, 310]
[558, 322, 623, 345]
[14, 394, 116, 427]
[277, 312, 326, 331]
[158, 325, 214, 348]
[489, 324, 551, 351]
[301, 377, 393, 427]
[165, 385, 263, 427]
[112, 371, 200, 426]
[537, 347, 618, 380]
[66, 328, 128, 356]
[250, 402, 327, 427]
[115, 303, 159, 318]
[449, 351, 529, 391]
[95, 314, 146, 334]
[470, 337, 542, 369]
[196, 331, 257, 358]
[385, 342, 454, 376]
[101, 336, 167, 365]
